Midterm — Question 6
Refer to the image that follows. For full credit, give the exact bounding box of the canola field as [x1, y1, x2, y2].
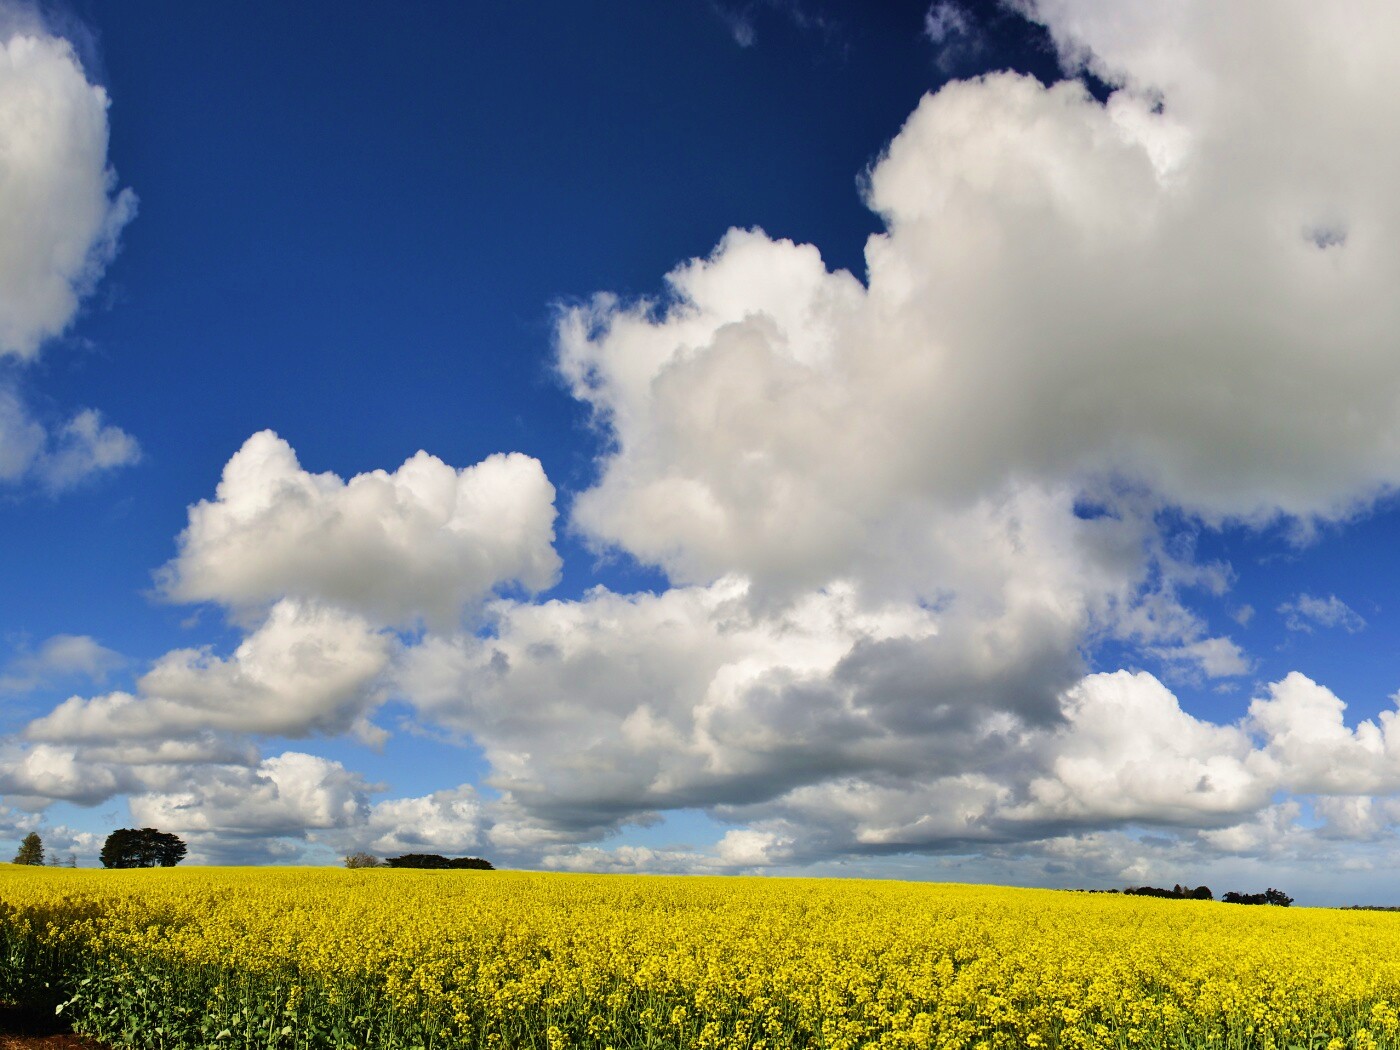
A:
[0, 866, 1399, 1050]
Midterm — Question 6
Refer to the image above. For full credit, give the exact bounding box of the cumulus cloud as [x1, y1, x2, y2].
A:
[0, 15, 139, 493]
[425, 0, 1400, 878]
[562, 2, 1400, 604]
[28, 600, 393, 743]
[0, 23, 136, 359]
[394, 580, 1400, 867]
[1277, 593, 1367, 634]
[158, 431, 561, 629]
[0, 741, 139, 806]
[130, 752, 373, 838]
[398, 572, 1100, 842]
[354, 785, 487, 856]
[127, 760, 491, 866]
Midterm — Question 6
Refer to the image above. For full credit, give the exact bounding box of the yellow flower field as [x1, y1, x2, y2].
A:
[0, 864, 1397, 1050]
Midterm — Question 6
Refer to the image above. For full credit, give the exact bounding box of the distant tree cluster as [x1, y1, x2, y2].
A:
[1112, 884, 1293, 906]
[100, 828, 187, 868]
[384, 853, 494, 870]
[1221, 888, 1293, 907]
[1124, 884, 1214, 901]
[1075, 883, 1295, 906]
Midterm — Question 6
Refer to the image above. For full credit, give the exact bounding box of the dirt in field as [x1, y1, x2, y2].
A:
[0, 1004, 108, 1049]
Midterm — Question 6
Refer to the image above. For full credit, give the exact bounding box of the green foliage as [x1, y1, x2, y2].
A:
[12, 832, 44, 866]
[382, 853, 493, 870]
[99, 828, 186, 869]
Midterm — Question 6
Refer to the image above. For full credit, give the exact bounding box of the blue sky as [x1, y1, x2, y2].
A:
[3, 0, 1400, 905]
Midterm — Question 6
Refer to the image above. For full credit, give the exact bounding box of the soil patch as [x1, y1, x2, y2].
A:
[0, 1004, 108, 1049]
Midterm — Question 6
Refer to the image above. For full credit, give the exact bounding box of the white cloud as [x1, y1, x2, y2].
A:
[118, 758, 491, 866]
[561, 2, 1400, 607]
[396, 586, 1400, 865]
[356, 785, 487, 856]
[1146, 635, 1251, 680]
[0, 742, 138, 805]
[1020, 671, 1264, 825]
[541, 843, 715, 874]
[0, 389, 138, 492]
[27, 600, 393, 743]
[158, 431, 561, 629]
[130, 752, 372, 841]
[0, 17, 139, 493]
[18, 0, 1400, 888]
[0, 633, 122, 693]
[1245, 672, 1400, 795]
[397, 572, 1093, 842]
[1277, 593, 1367, 634]
[0, 25, 136, 359]
[38, 408, 140, 492]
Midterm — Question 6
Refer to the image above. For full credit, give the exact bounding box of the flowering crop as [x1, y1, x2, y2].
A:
[0, 864, 1397, 1049]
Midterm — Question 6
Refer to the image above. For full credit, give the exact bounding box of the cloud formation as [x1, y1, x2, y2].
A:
[158, 431, 561, 629]
[0, 25, 135, 359]
[0, 389, 139, 492]
[0, 15, 138, 493]
[13, 0, 1400, 893]
[28, 600, 393, 743]
[0, 633, 122, 694]
[1277, 593, 1367, 634]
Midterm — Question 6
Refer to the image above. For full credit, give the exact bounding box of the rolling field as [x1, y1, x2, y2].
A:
[0, 865, 1397, 1050]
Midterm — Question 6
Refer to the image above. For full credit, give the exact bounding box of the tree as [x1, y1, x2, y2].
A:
[100, 828, 186, 869]
[344, 852, 382, 869]
[12, 832, 43, 866]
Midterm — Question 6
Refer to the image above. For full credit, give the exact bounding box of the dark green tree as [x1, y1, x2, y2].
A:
[99, 828, 187, 869]
[12, 832, 43, 866]
[384, 853, 494, 870]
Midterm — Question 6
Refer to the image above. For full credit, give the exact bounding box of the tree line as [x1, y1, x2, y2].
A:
[15, 832, 499, 871]
[12, 828, 188, 869]
[1119, 884, 1295, 906]
[344, 852, 495, 869]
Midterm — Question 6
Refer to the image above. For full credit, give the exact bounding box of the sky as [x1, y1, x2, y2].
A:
[2, 0, 1400, 905]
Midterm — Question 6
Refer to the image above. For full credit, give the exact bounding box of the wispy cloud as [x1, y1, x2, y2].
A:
[0, 389, 139, 494]
[0, 635, 123, 694]
[711, 1, 840, 51]
[924, 2, 985, 73]
[1278, 593, 1367, 634]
